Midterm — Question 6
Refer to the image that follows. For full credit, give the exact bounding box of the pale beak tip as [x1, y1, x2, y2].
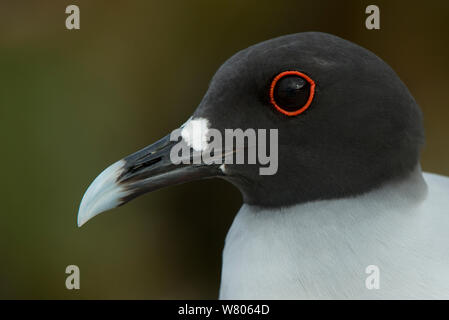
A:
[77, 210, 89, 227]
[77, 216, 86, 228]
[77, 199, 99, 227]
[77, 160, 129, 227]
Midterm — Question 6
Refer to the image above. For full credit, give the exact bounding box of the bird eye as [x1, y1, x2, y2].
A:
[269, 71, 316, 116]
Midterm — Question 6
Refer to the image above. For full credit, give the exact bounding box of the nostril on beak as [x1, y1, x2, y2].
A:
[129, 157, 162, 174]
[117, 156, 163, 183]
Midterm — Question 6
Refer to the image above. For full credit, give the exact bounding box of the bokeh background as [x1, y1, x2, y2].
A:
[0, 0, 448, 299]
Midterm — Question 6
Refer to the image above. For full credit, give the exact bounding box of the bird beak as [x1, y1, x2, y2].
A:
[77, 132, 220, 227]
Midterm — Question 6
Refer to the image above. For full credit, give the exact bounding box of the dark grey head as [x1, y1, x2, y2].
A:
[78, 32, 424, 225]
[192, 32, 424, 206]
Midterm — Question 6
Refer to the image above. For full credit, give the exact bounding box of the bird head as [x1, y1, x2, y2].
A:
[78, 32, 424, 226]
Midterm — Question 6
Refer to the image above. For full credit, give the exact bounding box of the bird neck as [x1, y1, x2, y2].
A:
[219, 166, 428, 299]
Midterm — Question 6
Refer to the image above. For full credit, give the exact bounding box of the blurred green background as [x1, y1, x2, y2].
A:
[0, 0, 448, 299]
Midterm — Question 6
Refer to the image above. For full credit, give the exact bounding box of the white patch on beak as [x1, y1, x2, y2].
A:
[181, 117, 210, 152]
[77, 160, 130, 227]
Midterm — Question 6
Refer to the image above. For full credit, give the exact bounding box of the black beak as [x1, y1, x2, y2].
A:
[77, 131, 221, 226]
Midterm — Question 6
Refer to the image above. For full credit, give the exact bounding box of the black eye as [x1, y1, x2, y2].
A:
[269, 71, 315, 116]
[274, 76, 309, 110]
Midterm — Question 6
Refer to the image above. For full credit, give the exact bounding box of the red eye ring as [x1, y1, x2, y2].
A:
[269, 71, 316, 116]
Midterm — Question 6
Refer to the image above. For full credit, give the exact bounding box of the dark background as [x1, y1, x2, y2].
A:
[0, 0, 448, 299]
